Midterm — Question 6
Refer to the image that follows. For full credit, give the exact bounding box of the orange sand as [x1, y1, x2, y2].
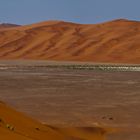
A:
[0, 19, 140, 64]
[0, 101, 110, 140]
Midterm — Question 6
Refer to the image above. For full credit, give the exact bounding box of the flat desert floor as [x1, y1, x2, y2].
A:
[0, 60, 139, 139]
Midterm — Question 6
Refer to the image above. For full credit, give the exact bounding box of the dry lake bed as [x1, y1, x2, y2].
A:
[0, 60, 139, 130]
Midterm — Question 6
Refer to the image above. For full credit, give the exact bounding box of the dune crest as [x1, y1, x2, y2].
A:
[0, 23, 20, 30]
[0, 101, 110, 140]
[0, 19, 140, 63]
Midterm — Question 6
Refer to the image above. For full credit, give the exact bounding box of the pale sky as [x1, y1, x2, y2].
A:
[0, 0, 140, 25]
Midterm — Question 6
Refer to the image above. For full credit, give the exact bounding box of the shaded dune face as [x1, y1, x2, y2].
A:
[0, 19, 140, 63]
[0, 23, 20, 30]
[0, 102, 108, 140]
[49, 127, 107, 140]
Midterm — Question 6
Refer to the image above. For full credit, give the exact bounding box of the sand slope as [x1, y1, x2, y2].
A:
[0, 101, 108, 140]
[0, 23, 20, 30]
[0, 19, 140, 63]
[0, 101, 67, 140]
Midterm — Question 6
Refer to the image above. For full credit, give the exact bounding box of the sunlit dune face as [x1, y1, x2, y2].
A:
[0, 19, 139, 64]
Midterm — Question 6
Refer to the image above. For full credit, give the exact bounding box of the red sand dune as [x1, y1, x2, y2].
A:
[1, 99, 139, 140]
[0, 101, 110, 140]
[0, 23, 20, 30]
[0, 19, 140, 63]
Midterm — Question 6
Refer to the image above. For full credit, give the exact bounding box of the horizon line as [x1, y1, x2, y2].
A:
[1, 18, 140, 26]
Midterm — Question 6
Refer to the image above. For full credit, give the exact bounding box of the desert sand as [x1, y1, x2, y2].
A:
[0, 23, 19, 30]
[3, 96, 140, 140]
[0, 61, 139, 140]
[0, 19, 140, 139]
[0, 100, 113, 140]
[0, 19, 140, 63]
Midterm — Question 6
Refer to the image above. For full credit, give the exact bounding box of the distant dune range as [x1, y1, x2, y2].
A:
[0, 23, 20, 30]
[0, 19, 140, 63]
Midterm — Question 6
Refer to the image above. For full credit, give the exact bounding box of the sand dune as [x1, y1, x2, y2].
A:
[0, 23, 20, 30]
[0, 101, 110, 140]
[0, 19, 139, 63]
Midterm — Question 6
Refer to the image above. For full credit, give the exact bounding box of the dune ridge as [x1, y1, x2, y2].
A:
[0, 101, 110, 140]
[0, 23, 20, 30]
[0, 19, 140, 63]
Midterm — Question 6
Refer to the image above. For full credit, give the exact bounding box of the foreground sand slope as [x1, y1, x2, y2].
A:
[0, 101, 108, 140]
[0, 101, 68, 140]
[0, 19, 140, 63]
[53, 127, 107, 140]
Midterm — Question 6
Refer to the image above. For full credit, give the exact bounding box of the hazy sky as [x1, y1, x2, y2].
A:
[0, 0, 140, 25]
